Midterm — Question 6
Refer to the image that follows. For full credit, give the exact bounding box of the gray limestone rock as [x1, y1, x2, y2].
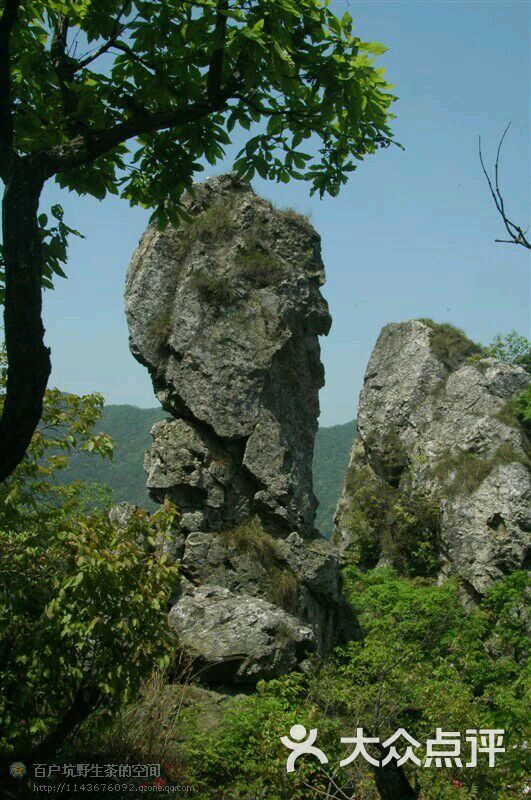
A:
[335, 319, 530, 596]
[125, 174, 353, 679]
[108, 501, 141, 529]
[168, 585, 315, 684]
[125, 172, 330, 536]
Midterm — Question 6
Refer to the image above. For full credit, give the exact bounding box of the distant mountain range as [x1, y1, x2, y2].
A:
[63, 405, 356, 536]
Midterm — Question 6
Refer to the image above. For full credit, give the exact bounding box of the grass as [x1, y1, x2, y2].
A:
[66, 669, 197, 789]
[433, 442, 528, 498]
[267, 568, 300, 612]
[185, 201, 235, 243]
[191, 267, 238, 305]
[419, 318, 482, 370]
[275, 206, 313, 228]
[222, 516, 284, 566]
[235, 248, 286, 288]
[222, 517, 300, 611]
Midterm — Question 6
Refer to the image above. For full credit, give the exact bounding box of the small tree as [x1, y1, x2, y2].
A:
[484, 330, 531, 371]
[0, 0, 398, 482]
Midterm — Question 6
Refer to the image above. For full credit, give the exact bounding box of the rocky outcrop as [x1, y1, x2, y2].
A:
[335, 319, 530, 598]
[125, 172, 330, 536]
[169, 586, 315, 684]
[125, 174, 350, 682]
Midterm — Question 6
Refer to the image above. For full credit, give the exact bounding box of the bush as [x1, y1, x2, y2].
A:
[504, 385, 531, 436]
[192, 266, 238, 305]
[433, 443, 528, 498]
[221, 515, 283, 565]
[184, 202, 235, 245]
[0, 365, 179, 762]
[341, 453, 440, 577]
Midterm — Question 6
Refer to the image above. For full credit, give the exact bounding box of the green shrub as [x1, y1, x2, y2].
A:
[364, 427, 408, 485]
[180, 674, 345, 800]
[63, 568, 530, 800]
[483, 330, 531, 373]
[320, 568, 531, 800]
[185, 202, 235, 244]
[503, 385, 531, 436]
[341, 454, 440, 577]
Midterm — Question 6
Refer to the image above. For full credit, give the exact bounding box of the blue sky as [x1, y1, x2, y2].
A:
[40, 0, 530, 427]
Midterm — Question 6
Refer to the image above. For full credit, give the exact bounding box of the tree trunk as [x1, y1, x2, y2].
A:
[373, 759, 418, 800]
[0, 164, 50, 482]
[26, 686, 100, 764]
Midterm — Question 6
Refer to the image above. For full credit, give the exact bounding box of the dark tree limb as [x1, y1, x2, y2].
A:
[0, 163, 50, 484]
[0, 0, 20, 173]
[479, 123, 530, 250]
[207, 0, 229, 99]
[75, 0, 131, 70]
[25, 685, 101, 764]
[373, 759, 418, 800]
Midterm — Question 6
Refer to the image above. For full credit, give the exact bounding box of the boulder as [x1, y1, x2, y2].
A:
[177, 522, 347, 654]
[168, 585, 315, 684]
[335, 319, 530, 597]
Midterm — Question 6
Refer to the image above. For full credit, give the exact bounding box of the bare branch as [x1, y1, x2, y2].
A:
[479, 123, 530, 250]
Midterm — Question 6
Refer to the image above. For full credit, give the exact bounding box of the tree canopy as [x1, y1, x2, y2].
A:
[0, 0, 398, 482]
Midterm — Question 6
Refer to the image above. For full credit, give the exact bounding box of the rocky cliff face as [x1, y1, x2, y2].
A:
[335, 319, 530, 600]
[125, 174, 350, 683]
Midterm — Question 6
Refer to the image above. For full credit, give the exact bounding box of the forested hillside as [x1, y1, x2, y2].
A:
[63, 405, 356, 534]
[64, 405, 166, 508]
[314, 419, 357, 534]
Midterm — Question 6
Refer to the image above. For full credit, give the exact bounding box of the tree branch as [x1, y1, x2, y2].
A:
[50, 14, 80, 130]
[207, 0, 229, 99]
[75, 0, 130, 70]
[41, 93, 232, 175]
[479, 123, 530, 250]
